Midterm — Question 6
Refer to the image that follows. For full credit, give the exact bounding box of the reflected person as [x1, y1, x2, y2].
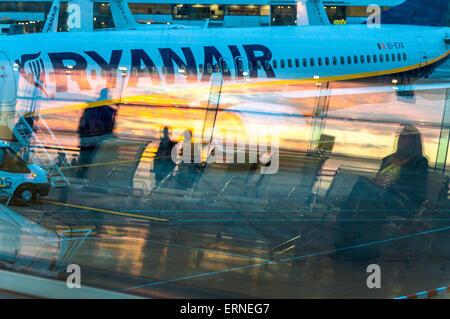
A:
[335, 124, 428, 260]
[77, 88, 117, 179]
[175, 130, 202, 190]
[153, 126, 176, 187]
[350, 123, 428, 211]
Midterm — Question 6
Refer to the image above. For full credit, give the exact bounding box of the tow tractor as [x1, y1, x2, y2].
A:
[0, 140, 51, 203]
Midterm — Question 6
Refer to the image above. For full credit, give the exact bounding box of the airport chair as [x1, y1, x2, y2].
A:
[328, 166, 449, 260]
[221, 152, 330, 254]
[190, 162, 234, 199]
[418, 170, 449, 214]
[151, 150, 261, 207]
[242, 153, 327, 257]
[324, 165, 378, 207]
[150, 162, 205, 201]
[215, 162, 264, 205]
[389, 170, 449, 258]
[87, 137, 150, 198]
[260, 153, 327, 211]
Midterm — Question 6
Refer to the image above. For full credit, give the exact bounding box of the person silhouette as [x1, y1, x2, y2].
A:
[373, 123, 428, 207]
[349, 123, 429, 211]
[175, 130, 202, 190]
[77, 88, 117, 178]
[335, 124, 429, 261]
[153, 126, 176, 187]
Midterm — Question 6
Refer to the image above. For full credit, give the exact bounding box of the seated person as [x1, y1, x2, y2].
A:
[346, 123, 428, 213]
[335, 124, 428, 260]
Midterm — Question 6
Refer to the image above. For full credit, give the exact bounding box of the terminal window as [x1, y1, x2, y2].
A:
[271, 5, 296, 26]
[0, 1, 50, 12]
[324, 6, 346, 24]
[94, 3, 113, 29]
[173, 4, 224, 21]
[227, 5, 269, 16]
[128, 3, 171, 15]
[347, 6, 370, 17]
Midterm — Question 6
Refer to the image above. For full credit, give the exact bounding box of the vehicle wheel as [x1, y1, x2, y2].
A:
[14, 185, 36, 203]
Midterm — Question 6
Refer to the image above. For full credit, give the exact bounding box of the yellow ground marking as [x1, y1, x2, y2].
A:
[42, 200, 169, 222]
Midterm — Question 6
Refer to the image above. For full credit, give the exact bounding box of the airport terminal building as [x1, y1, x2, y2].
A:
[0, 0, 403, 32]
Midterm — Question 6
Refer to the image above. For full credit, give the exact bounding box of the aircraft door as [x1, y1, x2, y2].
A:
[0, 51, 17, 108]
[416, 35, 428, 66]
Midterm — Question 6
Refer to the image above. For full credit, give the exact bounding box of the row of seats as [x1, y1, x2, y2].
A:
[151, 152, 327, 211]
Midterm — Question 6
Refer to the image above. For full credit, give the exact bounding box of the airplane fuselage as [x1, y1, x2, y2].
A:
[1, 24, 449, 99]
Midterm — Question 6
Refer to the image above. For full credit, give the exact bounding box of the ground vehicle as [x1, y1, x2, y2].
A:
[0, 140, 51, 202]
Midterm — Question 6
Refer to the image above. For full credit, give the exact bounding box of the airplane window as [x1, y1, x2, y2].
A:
[162, 66, 168, 75]
[333, 57, 337, 65]
[379, 54, 384, 62]
[397, 53, 402, 61]
[366, 55, 371, 63]
[373, 55, 378, 63]
[264, 60, 270, 70]
[340, 56, 345, 65]
[403, 53, 407, 61]
[248, 61, 253, 71]
[392, 54, 396, 62]
[214, 63, 220, 72]
[325, 57, 329, 66]
[199, 64, 204, 74]
[287, 59, 292, 68]
[360, 55, 365, 64]
[273, 60, 278, 69]
[295, 59, 300, 67]
[354, 56, 358, 64]
[310, 58, 315, 67]
[385, 54, 390, 62]
[318, 58, 323, 66]
[152, 66, 158, 74]
[280, 59, 285, 68]
[223, 62, 230, 73]
[347, 56, 352, 64]
[237, 60, 244, 72]
[257, 61, 262, 70]
[303, 58, 307, 67]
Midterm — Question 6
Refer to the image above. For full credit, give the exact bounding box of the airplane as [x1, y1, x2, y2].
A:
[0, 0, 448, 114]
[107, 0, 207, 30]
[64, 0, 206, 33]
